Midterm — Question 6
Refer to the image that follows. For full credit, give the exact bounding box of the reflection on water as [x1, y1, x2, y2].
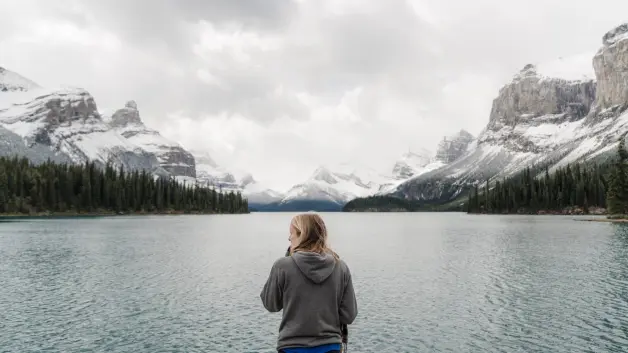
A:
[0, 214, 627, 352]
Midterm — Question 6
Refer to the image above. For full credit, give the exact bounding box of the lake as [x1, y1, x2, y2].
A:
[1, 213, 627, 352]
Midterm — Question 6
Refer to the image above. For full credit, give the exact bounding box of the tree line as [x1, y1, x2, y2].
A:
[343, 195, 418, 212]
[0, 156, 248, 215]
[466, 160, 609, 214]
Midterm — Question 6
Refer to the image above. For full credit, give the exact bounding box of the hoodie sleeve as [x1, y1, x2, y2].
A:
[260, 260, 284, 313]
[339, 263, 358, 325]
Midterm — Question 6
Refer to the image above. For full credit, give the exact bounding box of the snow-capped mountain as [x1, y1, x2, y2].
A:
[383, 23, 628, 204]
[0, 67, 193, 179]
[192, 150, 283, 205]
[261, 163, 395, 211]
[106, 101, 195, 178]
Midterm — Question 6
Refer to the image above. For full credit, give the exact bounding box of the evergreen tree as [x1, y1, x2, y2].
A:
[607, 133, 628, 215]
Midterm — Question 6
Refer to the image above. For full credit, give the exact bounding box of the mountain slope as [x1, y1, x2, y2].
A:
[383, 23, 628, 204]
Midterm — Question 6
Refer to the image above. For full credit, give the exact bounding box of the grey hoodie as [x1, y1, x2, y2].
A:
[260, 251, 358, 351]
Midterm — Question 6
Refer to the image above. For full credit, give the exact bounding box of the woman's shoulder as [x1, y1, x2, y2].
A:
[272, 256, 294, 269]
[337, 258, 351, 271]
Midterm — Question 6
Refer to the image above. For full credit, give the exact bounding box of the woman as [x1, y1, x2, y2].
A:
[260, 213, 358, 353]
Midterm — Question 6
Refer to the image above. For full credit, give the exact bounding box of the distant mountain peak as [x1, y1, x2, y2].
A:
[0, 66, 40, 92]
[125, 100, 138, 110]
[310, 166, 338, 184]
[520, 63, 538, 76]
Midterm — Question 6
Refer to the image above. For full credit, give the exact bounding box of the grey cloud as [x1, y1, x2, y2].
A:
[74, 0, 296, 56]
[5, 0, 628, 128]
[272, 0, 445, 95]
[143, 0, 446, 123]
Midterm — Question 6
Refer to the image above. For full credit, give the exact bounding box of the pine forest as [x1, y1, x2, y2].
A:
[0, 156, 248, 215]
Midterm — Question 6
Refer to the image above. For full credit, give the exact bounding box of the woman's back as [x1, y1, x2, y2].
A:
[260, 251, 357, 351]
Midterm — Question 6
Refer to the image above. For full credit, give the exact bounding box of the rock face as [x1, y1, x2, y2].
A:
[480, 64, 597, 154]
[107, 101, 196, 178]
[487, 64, 596, 131]
[383, 23, 628, 204]
[435, 130, 475, 163]
[592, 24, 628, 111]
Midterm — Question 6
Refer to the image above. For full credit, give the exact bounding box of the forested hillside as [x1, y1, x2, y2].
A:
[466, 163, 608, 214]
[0, 157, 248, 215]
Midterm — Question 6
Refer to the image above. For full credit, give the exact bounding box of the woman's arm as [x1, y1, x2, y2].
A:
[260, 260, 284, 313]
[339, 264, 358, 325]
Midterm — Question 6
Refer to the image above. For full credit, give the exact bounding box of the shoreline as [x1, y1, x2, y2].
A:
[574, 218, 628, 223]
[0, 210, 249, 220]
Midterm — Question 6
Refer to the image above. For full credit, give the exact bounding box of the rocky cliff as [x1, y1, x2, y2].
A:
[487, 64, 596, 131]
[107, 101, 196, 178]
[592, 24, 628, 112]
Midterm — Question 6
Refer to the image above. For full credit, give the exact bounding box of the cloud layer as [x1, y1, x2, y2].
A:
[1, 0, 628, 189]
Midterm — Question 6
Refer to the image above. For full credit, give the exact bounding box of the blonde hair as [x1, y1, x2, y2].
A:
[290, 213, 339, 260]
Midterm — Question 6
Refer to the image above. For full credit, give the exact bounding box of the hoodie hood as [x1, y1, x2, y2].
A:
[291, 251, 336, 284]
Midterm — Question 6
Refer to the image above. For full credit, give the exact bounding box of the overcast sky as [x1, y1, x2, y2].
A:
[1, 0, 627, 190]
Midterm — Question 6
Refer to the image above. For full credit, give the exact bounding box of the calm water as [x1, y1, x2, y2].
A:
[1, 213, 628, 352]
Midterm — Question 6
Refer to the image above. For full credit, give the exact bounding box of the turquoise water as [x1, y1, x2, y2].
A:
[1, 213, 627, 352]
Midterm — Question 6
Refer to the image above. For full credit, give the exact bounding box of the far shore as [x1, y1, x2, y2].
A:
[0, 210, 249, 220]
